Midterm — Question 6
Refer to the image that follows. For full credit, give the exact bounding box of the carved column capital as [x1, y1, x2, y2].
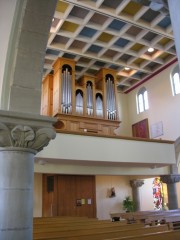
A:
[0, 110, 56, 153]
[160, 174, 180, 184]
[130, 179, 144, 188]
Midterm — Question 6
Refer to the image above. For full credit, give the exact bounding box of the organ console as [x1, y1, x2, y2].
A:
[41, 57, 121, 136]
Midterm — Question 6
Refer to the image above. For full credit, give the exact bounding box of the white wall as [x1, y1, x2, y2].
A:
[115, 92, 131, 136]
[127, 62, 180, 141]
[36, 133, 175, 174]
[139, 178, 155, 211]
[96, 175, 132, 219]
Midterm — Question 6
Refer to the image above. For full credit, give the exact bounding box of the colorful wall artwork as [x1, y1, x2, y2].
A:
[152, 177, 163, 210]
[132, 118, 149, 138]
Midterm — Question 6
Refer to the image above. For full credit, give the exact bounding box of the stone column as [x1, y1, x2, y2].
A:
[0, 110, 56, 240]
[130, 179, 144, 211]
[160, 174, 180, 210]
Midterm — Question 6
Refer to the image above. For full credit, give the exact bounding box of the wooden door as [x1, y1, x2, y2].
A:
[57, 175, 96, 218]
[42, 174, 96, 218]
[57, 175, 77, 216]
[75, 175, 96, 218]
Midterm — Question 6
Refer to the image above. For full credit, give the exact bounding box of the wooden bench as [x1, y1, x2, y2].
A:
[33, 224, 169, 240]
[34, 216, 99, 224]
[104, 230, 180, 240]
[110, 209, 180, 224]
[164, 215, 180, 230]
[33, 222, 144, 235]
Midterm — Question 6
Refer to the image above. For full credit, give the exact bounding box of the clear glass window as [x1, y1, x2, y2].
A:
[170, 64, 180, 96]
[137, 87, 149, 113]
[173, 72, 180, 95]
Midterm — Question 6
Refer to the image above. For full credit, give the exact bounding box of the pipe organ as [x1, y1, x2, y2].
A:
[41, 57, 120, 136]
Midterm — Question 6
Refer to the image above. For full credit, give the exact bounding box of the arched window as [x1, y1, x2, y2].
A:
[137, 87, 149, 113]
[170, 64, 180, 96]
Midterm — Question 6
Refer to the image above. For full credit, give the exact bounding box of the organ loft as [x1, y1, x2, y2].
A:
[41, 57, 121, 135]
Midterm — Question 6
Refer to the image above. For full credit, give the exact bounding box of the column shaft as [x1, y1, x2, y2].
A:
[0, 148, 35, 240]
[167, 183, 178, 210]
[130, 180, 144, 211]
[160, 174, 180, 210]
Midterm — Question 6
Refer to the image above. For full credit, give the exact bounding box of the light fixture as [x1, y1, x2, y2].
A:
[148, 47, 154, 53]
[125, 67, 130, 71]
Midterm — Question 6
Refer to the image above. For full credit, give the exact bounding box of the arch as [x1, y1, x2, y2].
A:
[1, 0, 57, 113]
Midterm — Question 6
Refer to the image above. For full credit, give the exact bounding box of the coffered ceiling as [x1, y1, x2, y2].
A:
[43, 0, 176, 93]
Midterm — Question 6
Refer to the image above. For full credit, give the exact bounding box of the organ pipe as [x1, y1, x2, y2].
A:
[86, 81, 93, 115]
[76, 90, 83, 115]
[96, 94, 103, 117]
[106, 75, 116, 120]
[61, 66, 72, 114]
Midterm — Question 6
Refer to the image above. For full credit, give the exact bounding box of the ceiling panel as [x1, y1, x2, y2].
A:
[43, 0, 177, 93]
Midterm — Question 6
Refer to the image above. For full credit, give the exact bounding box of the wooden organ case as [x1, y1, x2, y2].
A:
[41, 57, 121, 136]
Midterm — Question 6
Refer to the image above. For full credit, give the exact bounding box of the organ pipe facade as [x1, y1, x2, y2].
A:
[41, 58, 120, 136]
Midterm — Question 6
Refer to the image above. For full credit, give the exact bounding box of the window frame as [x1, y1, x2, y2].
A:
[170, 64, 180, 96]
[136, 87, 149, 114]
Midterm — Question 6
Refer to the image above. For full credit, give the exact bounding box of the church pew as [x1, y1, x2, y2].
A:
[105, 230, 180, 240]
[34, 216, 98, 223]
[110, 209, 180, 224]
[33, 222, 144, 234]
[33, 224, 169, 240]
[164, 215, 180, 230]
[33, 217, 102, 227]
[145, 213, 180, 225]
[33, 219, 126, 231]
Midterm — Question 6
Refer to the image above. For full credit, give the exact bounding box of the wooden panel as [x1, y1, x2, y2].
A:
[132, 118, 150, 138]
[53, 72, 61, 116]
[41, 74, 53, 116]
[54, 113, 120, 136]
[80, 122, 99, 132]
[58, 175, 76, 216]
[69, 121, 80, 131]
[42, 174, 58, 217]
[101, 125, 112, 135]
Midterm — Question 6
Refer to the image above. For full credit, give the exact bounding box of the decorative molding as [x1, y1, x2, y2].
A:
[0, 110, 56, 152]
[0, 123, 56, 152]
[130, 179, 144, 188]
[160, 174, 180, 184]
